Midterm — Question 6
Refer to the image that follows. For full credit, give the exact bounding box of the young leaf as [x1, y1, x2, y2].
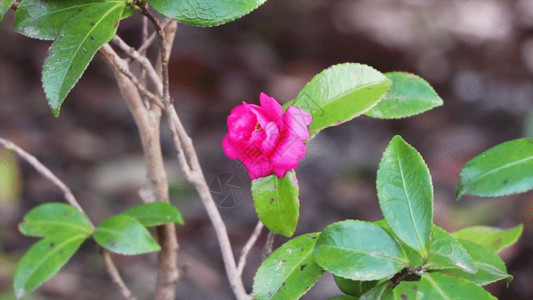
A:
[360, 281, 393, 300]
[42, 1, 125, 115]
[365, 72, 443, 119]
[427, 226, 475, 273]
[334, 276, 377, 297]
[292, 63, 392, 138]
[14, 0, 115, 40]
[0, 0, 14, 22]
[373, 220, 425, 268]
[392, 280, 418, 300]
[147, 0, 266, 26]
[314, 220, 408, 281]
[452, 224, 523, 253]
[253, 233, 323, 300]
[456, 138, 533, 199]
[18, 203, 92, 237]
[251, 171, 299, 237]
[376, 135, 433, 259]
[121, 201, 184, 226]
[94, 215, 161, 255]
[417, 272, 496, 300]
[446, 239, 512, 285]
[14, 233, 87, 299]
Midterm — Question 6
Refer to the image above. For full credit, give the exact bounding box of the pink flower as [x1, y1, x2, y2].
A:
[222, 93, 312, 179]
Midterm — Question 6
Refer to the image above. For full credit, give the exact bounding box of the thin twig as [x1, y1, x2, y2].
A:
[111, 35, 163, 95]
[263, 231, 276, 260]
[0, 137, 137, 300]
[138, 19, 172, 56]
[164, 106, 250, 300]
[237, 221, 264, 276]
[140, 16, 149, 107]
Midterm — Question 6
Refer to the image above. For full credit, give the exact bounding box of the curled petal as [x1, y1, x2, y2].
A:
[259, 92, 283, 120]
[284, 106, 312, 140]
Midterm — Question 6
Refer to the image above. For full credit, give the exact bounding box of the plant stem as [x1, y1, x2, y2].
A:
[237, 221, 264, 276]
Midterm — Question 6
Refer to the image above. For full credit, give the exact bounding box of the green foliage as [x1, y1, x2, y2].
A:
[376, 135, 433, 258]
[446, 239, 512, 285]
[18, 202, 92, 237]
[41, 1, 125, 115]
[417, 273, 496, 299]
[392, 281, 418, 300]
[121, 201, 184, 226]
[456, 137, 533, 198]
[452, 224, 523, 253]
[147, 0, 266, 26]
[427, 225, 475, 273]
[251, 170, 299, 237]
[314, 220, 408, 281]
[14, 233, 88, 299]
[360, 282, 393, 300]
[253, 233, 323, 300]
[0, 150, 21, 203]
[365, 72, 443, 119]
[0, 0, 14, 22]
[93, 215, 161, 255]
[334, 276, 377, 297]
[292, 63, 392, 138]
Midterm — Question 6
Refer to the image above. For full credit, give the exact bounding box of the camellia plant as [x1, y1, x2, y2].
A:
[0, 0, 531, 300]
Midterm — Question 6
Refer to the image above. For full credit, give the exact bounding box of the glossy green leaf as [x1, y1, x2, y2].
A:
[18, 203, 92, 237]
[360, 282, 393, 300]
[428, 226, 475, 273]
[0, 150, 21, 203]
[0, 0, 14, 22]
[94, 215, 160, 255]
[253, 233, 323, 300]
[376, 135, 433, 258]
[456, 138, 533, 199]
[292, 63, 392, 138]
[251, 171, 299, 237]
[365, 72, 442, 119]
[121, 201, 184, 226]
[334, 276, 377, 297]
[42, 1, 125, 115]
[452, 224, 523, 253]
[392, 281, 418, 300]
[374, 220, 425, 268]
[417, 272, 496, 300]
[446, 239, 512, 285]
[14, 233, 87, 299]
[314, 220, 408, 281]
[147, 0, 266, 26]
[14, 0, 120, 40]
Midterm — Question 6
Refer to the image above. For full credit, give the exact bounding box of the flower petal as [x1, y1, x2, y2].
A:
[284, 106, 312, 140]
[259, 92, 283, 120]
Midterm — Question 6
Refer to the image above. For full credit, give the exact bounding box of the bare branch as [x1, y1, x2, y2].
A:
[138, 19, 172, 56]
[0, 137, 137, 300]
[237, 221, 264, 276]
[263, 231, 276, 260]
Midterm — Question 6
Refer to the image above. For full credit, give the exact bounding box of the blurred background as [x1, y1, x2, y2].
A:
[1, 0, 533, 299]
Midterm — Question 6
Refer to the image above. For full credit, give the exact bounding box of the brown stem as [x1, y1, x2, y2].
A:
[263, 231, 276, 260]
[11, 2, 18, 11]
[237, 221, 264, 276]
[100, 44, 179, 300]
[0, 137, 137, 300]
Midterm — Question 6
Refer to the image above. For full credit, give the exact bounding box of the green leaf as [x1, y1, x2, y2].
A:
[452, 224, 523, 253]
[41, 1, 125, 115]
[0, 149, 21, 203]
[314, 220, 408, 281]
[376, 135, 433, 259]
[456, 138, 533, 199]
[417, 272, 496, 300]
[14, 0, 120, 40]
[18, 203, 92, 237]
[334, 276, 377, 297]
[446, 239, 512, 285]
[292, 63, 392, 138]
[392, 281, 418, 300]
[360, 282, 393, 300]
[121, 201, 184, 226]
[147, 0, 266, 26]
[374, 220, 425, 268]
[251, 171, 299, 237]
[94, 215, 160, 255]
[253, 233, 323, 300]
[0, 0, 14, 22]
[428, 225, 475, 273]
[14, 233, 87, 299]
[365, 72, 443, 119]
